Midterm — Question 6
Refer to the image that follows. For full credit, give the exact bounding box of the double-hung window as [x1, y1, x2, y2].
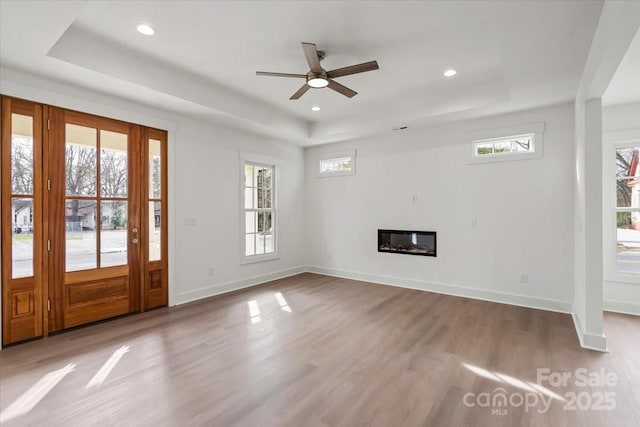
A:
[613, 144, 640, 276]
[242, 156, 276, 263]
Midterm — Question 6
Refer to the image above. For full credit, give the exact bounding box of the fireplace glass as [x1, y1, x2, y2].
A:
[378, 229, 436, 257]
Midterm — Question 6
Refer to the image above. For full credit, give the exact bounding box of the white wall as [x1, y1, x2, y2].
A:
[602, 102, 640, 315]
[171, 117, 307, 304]
[0, 68, 307, 312]
[305, 103, 575, 312]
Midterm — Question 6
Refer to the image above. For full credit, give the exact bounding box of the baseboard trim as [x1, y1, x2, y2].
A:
[603, 300, 640, 316]
[306, 265, 573, 314]
[174, 266, 307, 305]
[571, 311, 608, 352]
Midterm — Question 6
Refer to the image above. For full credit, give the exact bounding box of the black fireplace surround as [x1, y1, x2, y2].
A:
[378, 229, 437, 257]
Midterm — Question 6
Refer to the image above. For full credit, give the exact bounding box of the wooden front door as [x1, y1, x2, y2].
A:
[2, 96, 168, 345]
[47, 108, 142, 331]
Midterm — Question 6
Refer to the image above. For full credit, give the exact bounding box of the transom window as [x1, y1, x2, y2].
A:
[473, 133, 535, 157]
[316, 150, 356, 177]
[320, 157, 352, 174]
[242, 160, 276, 261]
[469, 122, 544, 164]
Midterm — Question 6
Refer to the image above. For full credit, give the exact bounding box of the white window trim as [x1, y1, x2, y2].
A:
[468, 122, 544, 164]
[603, 130, 640, 285]
[315, 149, 356, 177]
[240, 152, 279, 265]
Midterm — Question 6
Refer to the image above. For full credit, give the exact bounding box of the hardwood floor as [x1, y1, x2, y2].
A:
[0, 273, 638, 426]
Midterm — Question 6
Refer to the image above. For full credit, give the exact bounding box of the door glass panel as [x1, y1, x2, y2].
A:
[100, 201, 128, 267]
[12, 198, 34, 278]
[149, 201, 161, 261]
[100, 130, 128, 197]
[66, 124, 97, 197]
[149, 139, 161, 198]
[11, 114, 34, 195]
[65, 199, 97, 271]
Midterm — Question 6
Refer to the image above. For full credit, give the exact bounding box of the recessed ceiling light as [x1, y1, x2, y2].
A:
[444, 69, 457, 77]
[311, 106, 321, 111]
[136, 24, 155, 35]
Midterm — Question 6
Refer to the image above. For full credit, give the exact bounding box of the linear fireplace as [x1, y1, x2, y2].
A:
[378, 229, 437, 257]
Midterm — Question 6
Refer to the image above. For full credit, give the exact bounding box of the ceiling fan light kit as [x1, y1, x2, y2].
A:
[256, 42, 379, 100]
[307, 73, 329, 88]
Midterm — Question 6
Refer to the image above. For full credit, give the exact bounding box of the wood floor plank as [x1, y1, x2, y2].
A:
[0, 273, 638, 426]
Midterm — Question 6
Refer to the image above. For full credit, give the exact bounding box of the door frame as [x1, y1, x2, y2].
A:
[47, 107, 143, 332]
[1, 95, 169, 345]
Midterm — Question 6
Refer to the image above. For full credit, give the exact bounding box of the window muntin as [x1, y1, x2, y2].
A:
[243, 162, 276, 259]
[473, 134, 534, 157]
[615, 145, 640, 275]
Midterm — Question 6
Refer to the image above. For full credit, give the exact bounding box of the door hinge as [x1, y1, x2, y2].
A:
[48, 299, 51, 311]
[47, 240, 51, 251]
[47, 179, 51, 191]
[47, 119, 50, 131]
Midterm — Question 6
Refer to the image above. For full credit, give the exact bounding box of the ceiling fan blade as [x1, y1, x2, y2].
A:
[327, 61, 379, 78]
[256, 71, 307, 78]
[327, 80, 357, 98]
[290, 84, 311, 100]
[302, 42, 322, 73]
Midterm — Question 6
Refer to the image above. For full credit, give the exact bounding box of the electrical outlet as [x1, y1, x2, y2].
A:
[470, 217, 478, 227]
[411, 195, 418, 203]
[520, 273, 528, 284]
[208, 267, 215, 276]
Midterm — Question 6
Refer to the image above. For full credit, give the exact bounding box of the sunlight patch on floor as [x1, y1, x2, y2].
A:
[275, 292, 292, 312]
[462, 363, 565, 401]
[0, 363, 76, 423]
[86, 345, 130, 389]
[248, 300, 261, 324]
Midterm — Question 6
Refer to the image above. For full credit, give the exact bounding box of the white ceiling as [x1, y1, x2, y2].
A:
[0, 1, 604, 146]
[603, 28, 640, 106]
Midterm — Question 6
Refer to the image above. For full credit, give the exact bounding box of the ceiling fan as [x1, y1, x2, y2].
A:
[256, 42, 379, 100]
